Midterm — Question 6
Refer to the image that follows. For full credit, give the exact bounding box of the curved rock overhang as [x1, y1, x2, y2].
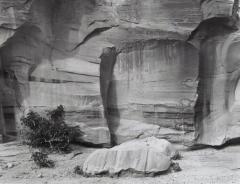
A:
[0, 0, 240, 147]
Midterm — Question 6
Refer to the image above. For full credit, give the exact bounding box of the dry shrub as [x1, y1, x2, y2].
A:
[21, 105, 80, 152]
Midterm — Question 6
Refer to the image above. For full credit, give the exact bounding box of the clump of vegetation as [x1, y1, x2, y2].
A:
[170, 162, 182, 172]
[74, 165, 83, 175]
[47, 105, 65, 123]
[172, 151, 183, 160]
[31, 151, 55, 168]
[21, 105, 80, 152]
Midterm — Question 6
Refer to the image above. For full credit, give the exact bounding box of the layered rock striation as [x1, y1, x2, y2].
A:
[102, 40, 199, 144]
[0, 0, 240, 146]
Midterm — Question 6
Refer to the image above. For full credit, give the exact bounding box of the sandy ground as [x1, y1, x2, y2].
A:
[0, 142, 240, 184]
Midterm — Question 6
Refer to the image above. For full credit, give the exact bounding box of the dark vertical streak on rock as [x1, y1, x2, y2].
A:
[191, 2, 240, 144]
[100, 47, 118, 146]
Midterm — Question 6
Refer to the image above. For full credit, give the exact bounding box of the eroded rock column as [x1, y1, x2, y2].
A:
[193, 0, 240, 146]
[195, 32, 240, 145]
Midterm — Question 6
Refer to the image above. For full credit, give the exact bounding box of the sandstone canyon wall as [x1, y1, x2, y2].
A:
[0, 0, 240, 146]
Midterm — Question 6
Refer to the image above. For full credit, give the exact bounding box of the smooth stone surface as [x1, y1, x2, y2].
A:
[82, 137, 177, 176]
[111, 118, 161, 144]
[68, 122, 110, 146]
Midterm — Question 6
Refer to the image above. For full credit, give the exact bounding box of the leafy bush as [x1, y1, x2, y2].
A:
[31, 151, 55, 168]
[21, 105, 80, 152]
[47, 105, 65, 123]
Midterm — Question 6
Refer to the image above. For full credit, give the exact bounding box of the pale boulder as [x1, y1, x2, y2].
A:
[82, 137, 177, 176]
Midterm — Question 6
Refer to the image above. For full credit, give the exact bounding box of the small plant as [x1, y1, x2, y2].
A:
[172, 151, 183, 160]
[170, 162, 182, 172]
[74, 165, 83, 175]
[21, 105, 80, 152]
[31, 151, 55, 168]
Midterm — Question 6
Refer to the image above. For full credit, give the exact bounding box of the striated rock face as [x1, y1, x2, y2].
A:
[200, 0, 235, 19]
[0, 0, 240, 146]
[82, 137, 177, 176]
[194, 32, 240, 146]
[189, 0, 240, 146]
[102, 40, 199, 144]
[68, 121, 110, 146]
[0, 0, 116, 144]
[0, 0, 202, 145]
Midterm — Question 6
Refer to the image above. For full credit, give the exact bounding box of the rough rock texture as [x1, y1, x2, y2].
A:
[0, 0, 240, 146]
[194, 32, 240, 145]
[0, 0, 116, 144]
[82, 137, 177, 176]
[0, 0, 202, 145]
[191, 0, 240, 146]
[103, 40, 199, 144]
[200, 0, 235, 19]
